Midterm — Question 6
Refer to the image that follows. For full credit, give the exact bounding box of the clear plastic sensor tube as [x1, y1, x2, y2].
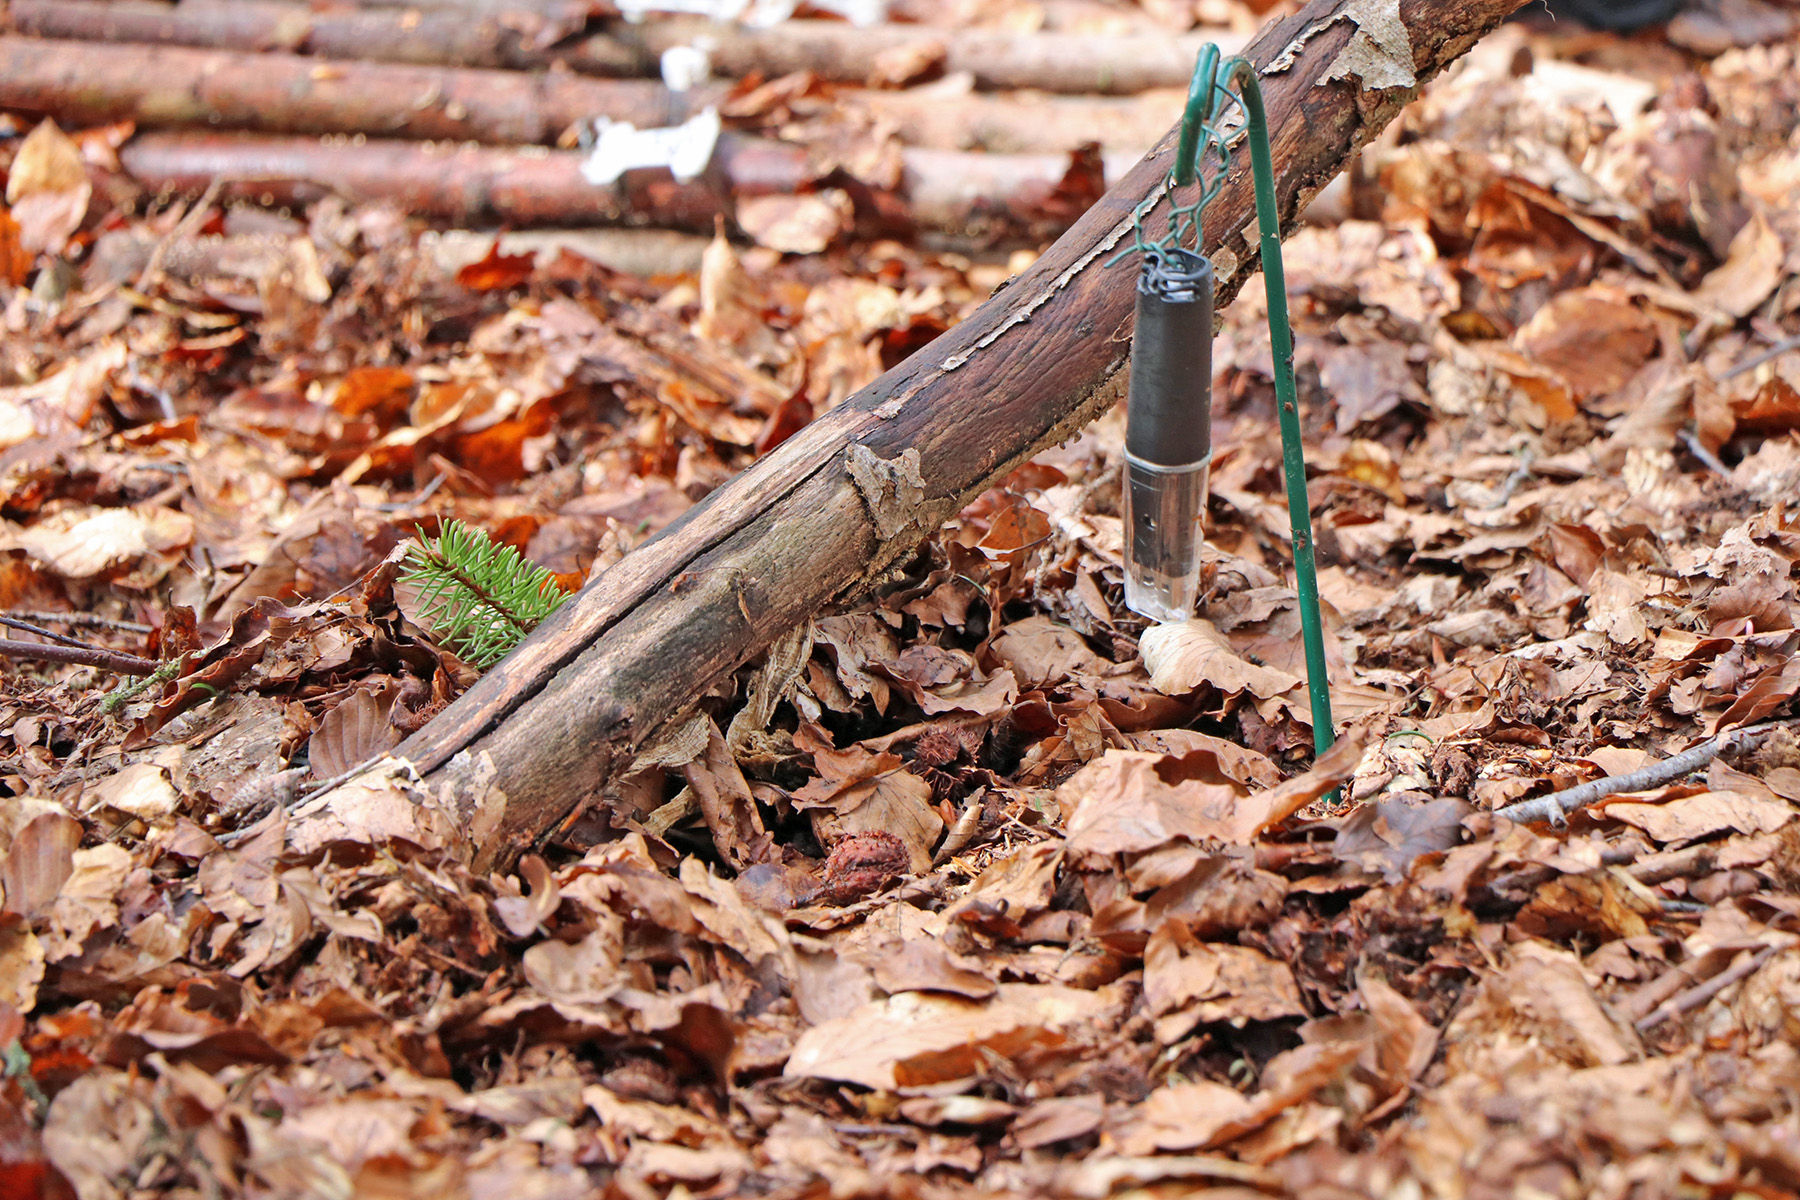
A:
[1122, 247, 1215, 625]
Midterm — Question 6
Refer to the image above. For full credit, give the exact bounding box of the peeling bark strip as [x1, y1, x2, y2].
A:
[846, 447, 927, 542]
[327, 0, 1529, 871]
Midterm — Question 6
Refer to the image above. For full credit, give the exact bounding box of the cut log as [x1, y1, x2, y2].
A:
[0, 36, 685, 146]
[333, 0, 612, 18]
[10, 3, 1181, 155]
[117, 131, 1133, 237]
[9, 0, 641, 78]
[854, 88, 1178, 155]
[296, 0, 1531, 872]
[614, 17, 1252, 94]
[9, 1, 1250, 96]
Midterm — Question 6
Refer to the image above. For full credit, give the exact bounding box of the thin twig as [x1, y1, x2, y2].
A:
[1677, 428, 1731, 478]
[4, 610, 153, 634]
[1495, 719, 1790, 825]
[1720, 333, 1800, 380]
[0, 638, 159, 675]
[136, 179, 225, 292]
[1635, 944, 1778, 1032]
[0, 616, 98, 651]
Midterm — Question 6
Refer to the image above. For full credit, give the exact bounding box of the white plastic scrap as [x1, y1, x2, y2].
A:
[579, 108, 722, 187]
[660, 45, 713, 92]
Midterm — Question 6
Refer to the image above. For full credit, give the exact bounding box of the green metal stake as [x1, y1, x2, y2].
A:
[1121, 45, 1336, 761]
[1206, 54, 1336, 758]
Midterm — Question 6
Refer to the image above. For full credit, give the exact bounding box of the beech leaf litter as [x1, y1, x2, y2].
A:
[3, 7, 1800, 1199]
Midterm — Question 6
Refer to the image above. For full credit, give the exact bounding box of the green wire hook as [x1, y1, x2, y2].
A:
[1174, 43, 1222, 192]
[1129, 46, 1338, 762]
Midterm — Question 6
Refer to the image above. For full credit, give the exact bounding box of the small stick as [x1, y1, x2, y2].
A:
[1677, 428, 1731, 478]
[1720, 333, 1800, 380]
[137, 179, 226, 293]
[4, 610, 153, 634]
[1495, 720, 1788, 825]
[1635, 944, 1778, 1032]
[0, 638, 159, 675]
[0, 615, 101, 651]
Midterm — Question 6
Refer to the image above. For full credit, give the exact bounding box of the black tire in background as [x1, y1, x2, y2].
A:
[1531, 0, 1684, 29]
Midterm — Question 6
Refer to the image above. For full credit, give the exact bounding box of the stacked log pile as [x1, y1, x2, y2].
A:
[1, 0, 1252, 245]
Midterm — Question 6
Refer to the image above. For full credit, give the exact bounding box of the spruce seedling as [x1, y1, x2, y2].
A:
[399, 519, 569, 668]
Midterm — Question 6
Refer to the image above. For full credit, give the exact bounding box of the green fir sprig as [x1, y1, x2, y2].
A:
[399, 519, 569, 668]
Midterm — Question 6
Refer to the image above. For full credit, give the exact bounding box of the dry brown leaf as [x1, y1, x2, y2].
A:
[1317, 340, 1427, 430]
[308, 687, 402, 780]
[1140, 618, 1303, 699]
[1059, 751, 1252, 854]
[1693, 208, 1784, 318]
[5, 119, 91, 255]
[523, 920, 626, 1008]
[1598, 790, 1795, 842]
[1359, 973, 1439, 1096]
[1010, 1095, 1107, 1149]
[737, 190, 855, 255]
[810, 768, 943, 874]
[1060, 728, 1366, 856]
[1, 505, 194, 579]
[1512, 288, 1658, 398]
[784, 983, 1126, 1090]
[992, 616, 1113, 689]
[871, 938, 997, 999]
[82, 763, 180, 823]
[0, 802, 81, 919]
[1145, 920, 1306, 1043]
[0, 917, 45, 1011]
[0, 341, 128, 452]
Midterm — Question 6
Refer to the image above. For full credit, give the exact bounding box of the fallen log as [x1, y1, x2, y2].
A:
[117, 131, 1133, 236]
[855, 88, 1178, 156]
[616, 17, 1253, 94]
[17, 1, 1252, 96]
[9, 3, 1181, 156]
[302, 0, 1529, 871]
[335, 0, 612, 18]
[9, 0, 641, 78]
[0, 36, 685, 146]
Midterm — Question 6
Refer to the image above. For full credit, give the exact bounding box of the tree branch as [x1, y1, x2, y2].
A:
[1494, 719, 1792, 825]
[0, 638, 159, 676]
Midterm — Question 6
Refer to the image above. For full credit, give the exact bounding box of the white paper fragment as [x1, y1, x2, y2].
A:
[661, 45, 712, 92]
[1320, 0, 1416, 90]
[580, 108, 721, 187]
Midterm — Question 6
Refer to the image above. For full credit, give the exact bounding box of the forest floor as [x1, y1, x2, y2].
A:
[4, 5, 1800, 1199]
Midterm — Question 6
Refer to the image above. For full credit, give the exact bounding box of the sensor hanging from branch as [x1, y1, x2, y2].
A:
[1122, 247, 1215, 625]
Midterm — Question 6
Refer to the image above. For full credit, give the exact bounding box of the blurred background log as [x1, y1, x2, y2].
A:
[8, 0, 1248, 94]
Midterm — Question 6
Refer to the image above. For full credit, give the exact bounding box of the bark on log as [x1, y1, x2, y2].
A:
[333, 0, 612, 19]
[117, 131, 1132, 236]
[9, 0, 1249, 96]
[855, 89, 1178, 155]
[307, 0, 1528, 871]
[615, 17, 1252, 94]
[0, 36, 686, 146]
[9, 0, 641, 78]
[10, 3, 1181, 155]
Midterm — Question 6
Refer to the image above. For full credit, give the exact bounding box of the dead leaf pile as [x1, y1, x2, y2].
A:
[3, 10, 1800, 1200]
